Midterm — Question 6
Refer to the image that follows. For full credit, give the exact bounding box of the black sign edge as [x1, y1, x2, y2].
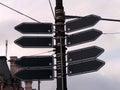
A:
[15, 55, 54, 67]
[14, 36, 54, 48]
[67, 59, 105, 76]
[15, 68, 54, 81]
[15, 22, 53, 34]
[66, 14, 101, 33]
[67, 46, 104, 63]
[66, 29, 103, 47]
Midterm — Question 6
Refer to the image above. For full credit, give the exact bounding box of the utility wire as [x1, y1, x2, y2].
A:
[1, 2, 120, 35]
[29, 50, 53, 56]
[5, 40, 8, 58]
[102, 18, 120, 22]
[48, 0, 55, 19]
[0, 2, 41, 23]
[65, 15, 120, 22]
[103, 32, 120, 35]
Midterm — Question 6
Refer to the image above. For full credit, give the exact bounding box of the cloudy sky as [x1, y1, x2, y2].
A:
[0, 0, 120, 90]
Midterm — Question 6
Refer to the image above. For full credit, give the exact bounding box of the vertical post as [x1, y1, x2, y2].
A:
[55, 0, 67, 90]
[38, 80, 40, 90]
[5, 40, 8, 58]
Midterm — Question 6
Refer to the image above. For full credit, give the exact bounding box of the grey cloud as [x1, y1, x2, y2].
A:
[68, 73, 120, 90]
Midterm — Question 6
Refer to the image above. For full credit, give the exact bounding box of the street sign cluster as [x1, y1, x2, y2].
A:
[15, 23, 53, 48]
[14, 14, 105, 80]
[67, 46, 105, 76]
[14, 23, 54, 81]
[66, 14, 105, 76]
[15, 56, 54, 80]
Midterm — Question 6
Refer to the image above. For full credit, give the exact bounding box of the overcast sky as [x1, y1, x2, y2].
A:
[0, 0, 120, 90]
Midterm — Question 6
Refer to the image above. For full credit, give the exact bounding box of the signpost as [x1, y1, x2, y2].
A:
[15, 22, 53, 34]
[15, 68, 54, 80]
[67, 29, 102, 47]
[66, 14, 101, 32]
[14, 36, 53, 48]
[14, 0, 105, 89]
[67, 46, 104, 63]
[15, 56, 54, 67]
[68, 59, 105, 76]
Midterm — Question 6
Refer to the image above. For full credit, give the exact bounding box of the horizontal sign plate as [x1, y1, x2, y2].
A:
[67, 29, 102, 47]
[66, 14, 101, 32]
[67, 46, 104, 63]
[68, 59, 105, 76]
[15, 22, 53, 34]
[15, 36, 53, 48]
[15, 68, 54, 81]
[15, 56, 54, 67]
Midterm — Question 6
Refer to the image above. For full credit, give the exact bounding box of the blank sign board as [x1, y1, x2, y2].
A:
[15, 56, 54, 67]
[68, 59, 105, 76]
[15, 36, 53, 48]
[15, 22, 53, 34]
[67, 29, 102, 47]
[67, 46, 104, 63]
[15, 68, 54, 80]
[66, 14, 101, 32]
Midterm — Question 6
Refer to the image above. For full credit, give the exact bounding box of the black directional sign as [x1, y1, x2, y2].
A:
[67, 46, 104, 63]
[15, 22, 53, 34]
[15, 56, 54, 67]
[66, 14, 101, 32]
[68, 59, 105, 76]
[14, 36, 53, 48]
[67, 29, 102, 47]
[15, 68, 54, 80]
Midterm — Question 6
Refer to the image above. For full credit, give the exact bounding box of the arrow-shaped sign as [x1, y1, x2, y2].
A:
[15, 56, 54, 67]
[66, 14, 101, 32]
[68, 59, 105, 76]
[67, 46, 104, 63]
[15, 68, 54, 80]
[67, 29, 102, 47]
[15, 22, 53, 34]
[14, 36, 53, 48]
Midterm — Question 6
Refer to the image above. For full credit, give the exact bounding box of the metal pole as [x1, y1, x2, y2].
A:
[55, 0, 67, 90]
[38, 80, 40, 90]
[5, 40, 8, 57]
